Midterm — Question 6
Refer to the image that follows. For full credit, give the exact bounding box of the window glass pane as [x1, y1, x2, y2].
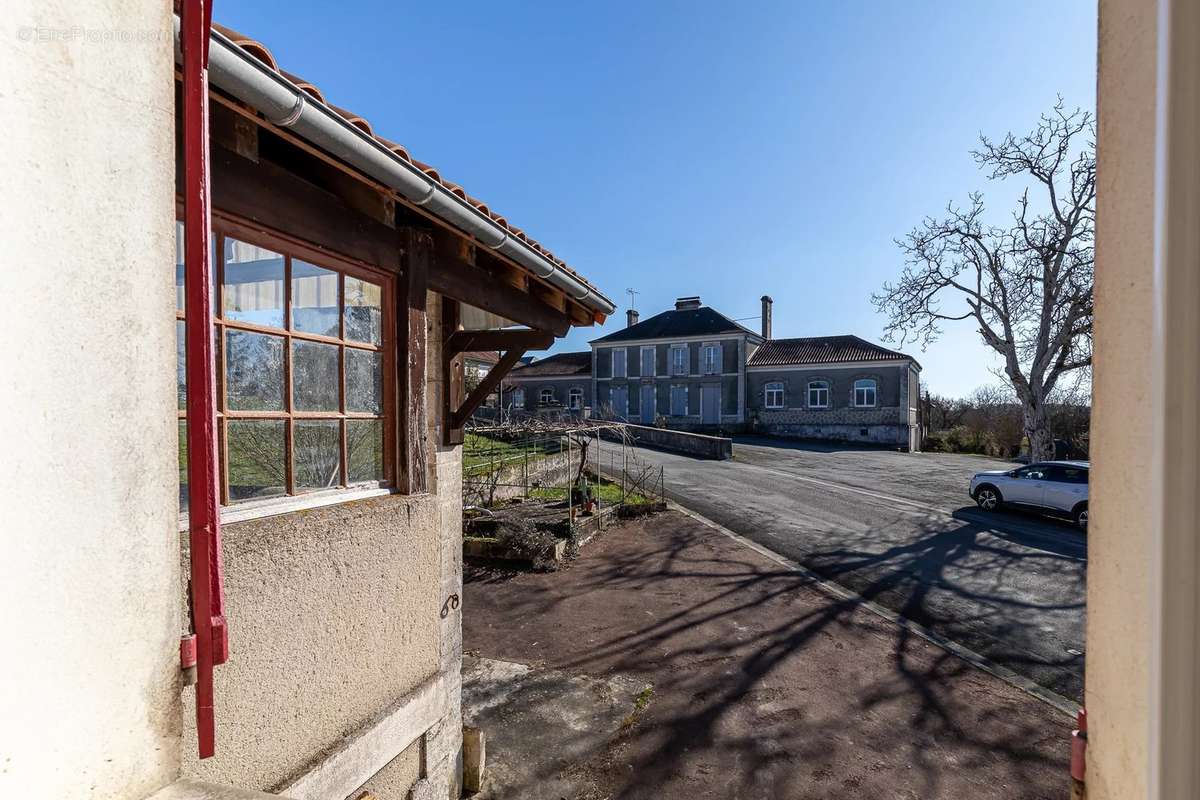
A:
[176, 221, 186, 313]
[176, 320, 187, 410]
[347, 418, 384, 483]
[345, 348, 382, 413]
[226, 330, 284, 410]
[227, 419, 287, 501]
[223, 238, 285, 328]
[178, 420, 189, 512]
[344, 277, 382, 345]
[175, 221, 219, 313]
[292, 340, 340, 411]
[294, 419, 342, 491]
[291, 260, 340, 337]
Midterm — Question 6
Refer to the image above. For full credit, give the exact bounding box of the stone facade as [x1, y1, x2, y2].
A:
[504, 376, 592, 412]
[746, 363, 920, 450]
[593, 336, 747, 425]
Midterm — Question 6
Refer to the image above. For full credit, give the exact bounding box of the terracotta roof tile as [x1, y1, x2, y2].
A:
[507, 351, 592, 377]
[748, 335, 915, 367]
[208, 21, 605, 304]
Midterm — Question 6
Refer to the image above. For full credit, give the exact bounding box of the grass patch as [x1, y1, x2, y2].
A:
[463, 432, 558, 476]
[528, 475, 651, 506]
[621, 685, 654, 730]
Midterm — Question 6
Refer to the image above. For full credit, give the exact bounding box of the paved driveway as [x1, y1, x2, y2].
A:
[622, 436, 1087, 701]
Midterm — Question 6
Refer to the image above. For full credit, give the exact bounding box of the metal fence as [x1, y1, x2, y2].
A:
[462, 421, 665, 524]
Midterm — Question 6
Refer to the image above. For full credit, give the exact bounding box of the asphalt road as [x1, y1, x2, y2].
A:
[624, 436, 1087, 701]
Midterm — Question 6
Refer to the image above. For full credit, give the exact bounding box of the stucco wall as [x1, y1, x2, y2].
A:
[181, 495, 443, 791]
[1088, 2, 1156, 798]
[345, 740, 421, 800]
[0, 2, 182, 799]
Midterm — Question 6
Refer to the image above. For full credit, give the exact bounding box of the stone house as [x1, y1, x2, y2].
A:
[746, 335, 922, 451]
[591, 297, 762, 426]
[503, 351, 594, 412]
[576, 296, 921, 449]
[2, 6, 613, 800]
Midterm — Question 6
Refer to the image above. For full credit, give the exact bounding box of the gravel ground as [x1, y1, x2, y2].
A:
[618, 436, 1087, 700]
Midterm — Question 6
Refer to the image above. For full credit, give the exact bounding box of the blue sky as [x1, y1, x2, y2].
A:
[219, 1, 1097, 397]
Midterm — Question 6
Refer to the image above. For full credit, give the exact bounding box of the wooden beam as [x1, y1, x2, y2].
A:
[194, 143, 402, 272]
[445, 329, 553, 359]
[451, 347, 533, 430]
[427, 230, 571, 336]
[397, 228, 431, 493]
[442, 297, 465, 446]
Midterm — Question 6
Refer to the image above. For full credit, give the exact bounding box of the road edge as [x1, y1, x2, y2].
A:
[667, 500, 1082, 720]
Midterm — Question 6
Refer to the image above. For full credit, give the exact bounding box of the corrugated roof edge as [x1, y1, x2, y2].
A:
[183, 18, 614, 318]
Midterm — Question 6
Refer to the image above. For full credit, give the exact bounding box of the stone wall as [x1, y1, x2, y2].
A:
[611, 424, 733, 460]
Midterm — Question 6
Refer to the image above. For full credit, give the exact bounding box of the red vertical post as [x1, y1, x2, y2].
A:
[181, 0, 226, 760]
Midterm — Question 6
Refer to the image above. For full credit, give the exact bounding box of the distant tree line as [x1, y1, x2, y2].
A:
[922, 377, 1090, 459]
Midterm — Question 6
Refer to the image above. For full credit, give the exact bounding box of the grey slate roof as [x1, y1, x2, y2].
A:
[507, 351, 592, 377]
[748, 335, 914, 367]
[591, 307, 757, 344]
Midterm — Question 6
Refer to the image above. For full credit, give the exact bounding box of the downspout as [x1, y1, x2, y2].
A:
[181, 0, 228, 760]
[173, 21, 616, 318]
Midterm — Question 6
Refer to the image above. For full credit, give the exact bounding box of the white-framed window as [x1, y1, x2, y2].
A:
[512, 387, 525, 408]
[702, 343, 721, 375]
[853, 378, 877, 407]
[670, 344, 689, 376]
[807, 380, 829, 408]
[670, 385, 688, 416]
[764, 382, 785, 409]
[641, 345, 656, 377]
[539, 387, 555, 406]
[568, 387, 584, 409]
[612, 348, 627, 378]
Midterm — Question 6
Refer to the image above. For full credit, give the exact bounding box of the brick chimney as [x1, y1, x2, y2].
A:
[675, 296, 702, 310]
[626, 308, 639, 328]
[761, 295, 773, 339]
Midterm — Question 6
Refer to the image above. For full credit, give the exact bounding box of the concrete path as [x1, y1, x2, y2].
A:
[621, 436, 1086, 700]
[463, 511, 1071, 799]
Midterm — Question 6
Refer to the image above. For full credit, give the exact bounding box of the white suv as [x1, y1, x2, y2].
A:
[969, 461, 1089, 529]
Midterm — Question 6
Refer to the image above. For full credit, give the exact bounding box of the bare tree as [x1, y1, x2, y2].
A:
[874, 101, 1094, 461]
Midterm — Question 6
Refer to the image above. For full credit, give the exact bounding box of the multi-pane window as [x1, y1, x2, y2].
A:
[853, 378, 877, 407]
[670, 385, 688, 416]
[512, 388, 525, 408]
[539, 388, 555, 406]
[568, 387, 584, 409]
[612, 348, 627, 378]
[670, 345, 688, 376]
[641, 346, 655, 377]
[764, 382, 785, 409]
[176, 222, 391, 509]
[807, 380, 829, 408]
[702, 343, 721, 375]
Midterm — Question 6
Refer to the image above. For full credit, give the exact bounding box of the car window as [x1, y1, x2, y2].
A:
[1016, 466, 1048, 480]
[1045, 465, 1089, 484]
[1060, 466, 1088, 484]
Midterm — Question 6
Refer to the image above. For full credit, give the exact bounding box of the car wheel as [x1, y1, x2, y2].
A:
[1074, 503, 1088, 530]
[975, 486, 1002, 511]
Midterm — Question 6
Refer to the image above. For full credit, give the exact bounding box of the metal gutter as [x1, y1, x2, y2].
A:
[175, 19, 615, 318]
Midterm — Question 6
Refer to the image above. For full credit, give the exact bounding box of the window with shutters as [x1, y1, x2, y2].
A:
[670, 345, 688, 376]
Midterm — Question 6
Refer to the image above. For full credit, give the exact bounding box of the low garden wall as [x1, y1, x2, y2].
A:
[609, 423, 732, 460]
